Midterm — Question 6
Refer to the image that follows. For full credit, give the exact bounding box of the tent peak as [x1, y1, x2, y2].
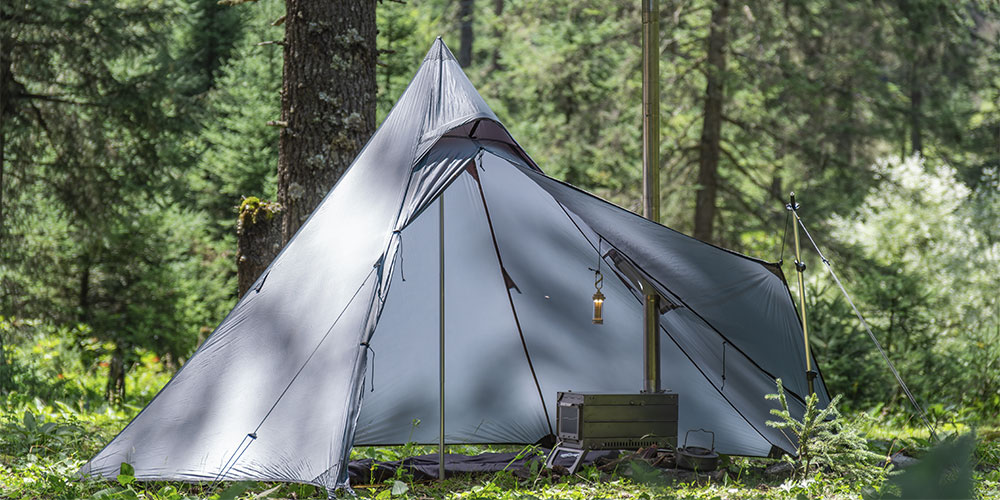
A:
[424, 37, 458, 62]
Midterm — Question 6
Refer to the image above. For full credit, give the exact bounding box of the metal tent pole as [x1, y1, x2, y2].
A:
[787, 192, 816, 396]
[642, 0, 662, 394]
[789, 201, 936, 438]
[438, 195, 446, 481]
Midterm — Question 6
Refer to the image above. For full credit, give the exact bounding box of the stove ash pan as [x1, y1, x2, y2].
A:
[555, 391, 678, 451]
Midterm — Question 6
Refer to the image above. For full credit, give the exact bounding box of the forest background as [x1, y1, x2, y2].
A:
[1, 0, 999, 497]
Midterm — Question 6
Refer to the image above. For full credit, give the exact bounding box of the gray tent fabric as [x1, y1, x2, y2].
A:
[80, 38, 829, 494]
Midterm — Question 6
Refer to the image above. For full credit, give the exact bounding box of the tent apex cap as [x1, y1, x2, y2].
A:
[424, 37, 458, 62]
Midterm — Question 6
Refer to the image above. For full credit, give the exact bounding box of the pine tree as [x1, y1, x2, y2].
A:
[189, 0, 284, 295]
[766, 379, 885, 483]
[1, 0, 234, 402]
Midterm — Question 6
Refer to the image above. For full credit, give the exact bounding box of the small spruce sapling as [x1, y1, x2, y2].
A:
[766, 379, 886, 483]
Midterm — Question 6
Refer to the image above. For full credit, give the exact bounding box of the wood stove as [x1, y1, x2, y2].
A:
[546, 391, 678, 472]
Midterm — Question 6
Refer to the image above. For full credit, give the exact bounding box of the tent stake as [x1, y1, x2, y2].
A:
[438, 195, 446, 482]
[642, 0, 662, 393]
[787, 192, 816, 396]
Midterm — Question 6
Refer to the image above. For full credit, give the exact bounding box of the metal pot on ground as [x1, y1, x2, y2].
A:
[676, 428, 720, 472]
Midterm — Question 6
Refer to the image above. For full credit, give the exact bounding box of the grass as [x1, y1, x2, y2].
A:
[4, 409, 1000, 499]
[5, 392, 998, 500]
[2, 332, 999, 499]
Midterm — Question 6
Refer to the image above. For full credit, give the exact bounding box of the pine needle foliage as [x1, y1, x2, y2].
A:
[766, 379, 887, 483]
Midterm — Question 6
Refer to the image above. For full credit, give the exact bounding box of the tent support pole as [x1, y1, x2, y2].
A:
[438, 195, 446, 481]
[790, 201, 936, 438]
[787, 192, 815, 396]
[642, 0, 662, 393]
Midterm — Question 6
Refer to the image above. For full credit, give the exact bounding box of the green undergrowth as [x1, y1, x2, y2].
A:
[3, 336, 999, 499]
[4, 394, 998, 500]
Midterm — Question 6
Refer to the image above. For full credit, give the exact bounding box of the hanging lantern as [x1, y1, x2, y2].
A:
[592, 270, 605, 324]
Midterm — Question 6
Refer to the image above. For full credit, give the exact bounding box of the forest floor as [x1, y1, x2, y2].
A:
[2, 344, 999, 499]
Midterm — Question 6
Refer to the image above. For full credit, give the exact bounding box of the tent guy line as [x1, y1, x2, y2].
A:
[791, 206, 937, 441]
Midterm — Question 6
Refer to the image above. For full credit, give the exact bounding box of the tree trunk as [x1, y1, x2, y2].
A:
[836, 77, 855, 169]
[906, 23, 923, 157]
[458, 0, 475, 68]
[488, 0, 504, 73]
[79, 262, 90, 322]
[1, 31, 9, 253]
[693, 0, 730, 244]
[0, 324, 4, 393]
[0, 37, 6, 391]
[106, 343, 126, 405]
[909, 82, 922, 156]
[769, 173, 783, 207]
[237, 199, 282, 298]
[277, 0, 377, 244]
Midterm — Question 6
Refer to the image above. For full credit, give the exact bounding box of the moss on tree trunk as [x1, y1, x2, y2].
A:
[237, 197, 282, 298]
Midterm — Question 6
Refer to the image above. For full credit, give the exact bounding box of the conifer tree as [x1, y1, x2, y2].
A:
[1, 0, 235, 402]
[190, 1, 284, 293]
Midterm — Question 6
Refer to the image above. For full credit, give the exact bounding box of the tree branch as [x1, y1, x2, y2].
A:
[722, 114, 851, 171]
[719, 142, 770, 189]
[718, 181, 774, 229]
[18, 92, 97, 107]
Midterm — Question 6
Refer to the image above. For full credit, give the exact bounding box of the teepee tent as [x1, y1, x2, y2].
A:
[80, 39, 829, 493]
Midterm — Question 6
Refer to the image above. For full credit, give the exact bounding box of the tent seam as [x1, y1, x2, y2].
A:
[468, 156, 554, 437]
[211, 267, 378, 484]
